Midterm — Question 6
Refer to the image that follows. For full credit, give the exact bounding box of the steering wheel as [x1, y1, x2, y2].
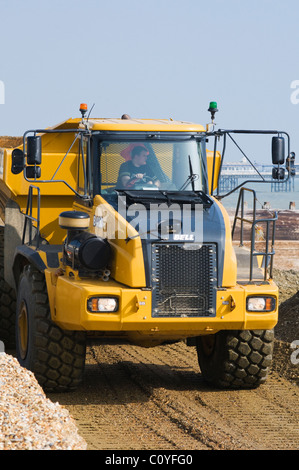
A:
[125, 175, 155, 188]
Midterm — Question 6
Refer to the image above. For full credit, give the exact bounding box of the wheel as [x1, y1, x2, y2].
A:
[196, 329, 274, 389]
[0, 226, 16, 349]
[16, 264, 86, 392]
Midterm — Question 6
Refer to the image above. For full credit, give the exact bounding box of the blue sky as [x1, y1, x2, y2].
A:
[0, 0, 299, 162]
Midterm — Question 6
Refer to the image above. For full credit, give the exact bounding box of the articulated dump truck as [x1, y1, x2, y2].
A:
[0, 103, 294, 392]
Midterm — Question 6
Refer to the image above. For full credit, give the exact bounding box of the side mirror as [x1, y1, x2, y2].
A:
[25, 166, 41, 179]
[11, 148, 25, 174]
[272, 167, 285, 180]
[25, 135, 41, 179]
[272, 136, 285, 165]
[287, 151, 296, 177]
[27, 136, 41, 165]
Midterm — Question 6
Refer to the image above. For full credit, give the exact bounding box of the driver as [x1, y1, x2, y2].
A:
[116, 146, 160, 188]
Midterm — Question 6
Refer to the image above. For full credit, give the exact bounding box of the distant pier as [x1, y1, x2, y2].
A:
[219, 158, 297, 193]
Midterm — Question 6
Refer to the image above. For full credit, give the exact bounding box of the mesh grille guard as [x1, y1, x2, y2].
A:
[151, 243, 217, 318]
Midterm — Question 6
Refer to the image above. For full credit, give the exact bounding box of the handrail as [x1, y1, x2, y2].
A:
[22, 185, 41, 249]
[232, 188, 277, 281]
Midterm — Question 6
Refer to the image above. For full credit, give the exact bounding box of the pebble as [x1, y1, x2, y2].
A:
[0, 353, 87, 450]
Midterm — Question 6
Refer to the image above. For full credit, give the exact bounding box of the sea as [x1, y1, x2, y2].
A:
[219, 177, 299, 212]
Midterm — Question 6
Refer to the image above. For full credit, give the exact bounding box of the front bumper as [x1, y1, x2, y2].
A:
[45, 270, 279, 340]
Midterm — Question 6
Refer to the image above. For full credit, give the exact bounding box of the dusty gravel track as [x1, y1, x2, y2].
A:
[48, 337, 299, 451]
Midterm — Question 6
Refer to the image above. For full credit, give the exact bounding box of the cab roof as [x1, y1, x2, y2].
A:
[51, 117, 206, 133]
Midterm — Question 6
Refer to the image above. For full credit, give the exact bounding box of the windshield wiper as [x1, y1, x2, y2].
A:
[178, 155, 199, 191]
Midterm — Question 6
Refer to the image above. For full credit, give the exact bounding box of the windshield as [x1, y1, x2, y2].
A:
[99, 138, 208, 194]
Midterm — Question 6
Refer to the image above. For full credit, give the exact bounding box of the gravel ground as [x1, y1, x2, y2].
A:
[272, 268, 299, 344]
[0, 353, 87, 450]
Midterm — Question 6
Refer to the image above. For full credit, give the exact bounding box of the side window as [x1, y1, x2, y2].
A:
[100, 142, 125, 191]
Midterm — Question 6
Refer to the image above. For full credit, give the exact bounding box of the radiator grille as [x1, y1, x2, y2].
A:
[151, 243, 217, 318]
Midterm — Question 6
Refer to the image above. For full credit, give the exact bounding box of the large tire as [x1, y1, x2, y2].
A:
[196, 329, 274, 389]
[16, 264, 86, 392]
[0, 226, 16, 349]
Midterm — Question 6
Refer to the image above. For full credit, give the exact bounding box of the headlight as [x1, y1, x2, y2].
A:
[87, 297, 118, 313]
[246, 296, 276, 312]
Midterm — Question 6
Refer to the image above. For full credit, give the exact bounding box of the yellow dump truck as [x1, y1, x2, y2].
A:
[0, 103, 293, 391]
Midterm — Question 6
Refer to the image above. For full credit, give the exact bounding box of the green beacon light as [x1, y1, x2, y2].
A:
[208, 101, 218, 123]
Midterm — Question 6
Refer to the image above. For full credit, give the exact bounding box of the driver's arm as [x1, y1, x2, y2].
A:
[121, 173, 144, 187]
[121, 175, 131, 187]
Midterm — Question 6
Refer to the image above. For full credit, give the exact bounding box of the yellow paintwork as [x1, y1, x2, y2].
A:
[78, 117, 206, 133]
[0, 133, 80, 243]
[206, 149, 221, 192]
[85, 195, 146, 287]
[2, 150, 78, 197]
[213, 197, 238, 287]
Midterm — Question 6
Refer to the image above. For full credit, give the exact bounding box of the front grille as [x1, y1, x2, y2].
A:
[151, 243, 217, 318]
